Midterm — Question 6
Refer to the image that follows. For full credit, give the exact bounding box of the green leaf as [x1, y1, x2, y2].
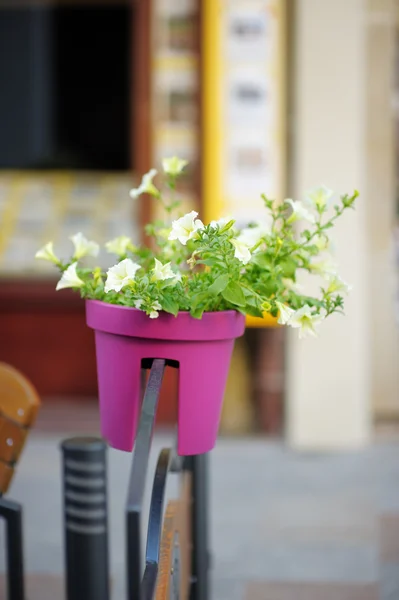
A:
[244, 304, 264, 318]
[219, 219, 236, 233]
[280, 258, 297, 279]
[322, 222, 334, 230]
[208, 274, 230, 296]
[251, 253, 271, 269]
[242, 286, 255, 298]
[190, 305, 205, 319]
[221, 282, 246, 307]
[261, 194, 274, 210]
[245, 294, 260, 307]
[161, 296, 179, 316]
[196, 259, 214, 266]
[191, 292, 208, 309]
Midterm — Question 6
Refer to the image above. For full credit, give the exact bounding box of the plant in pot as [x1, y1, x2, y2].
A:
[36, 157, 358, 455]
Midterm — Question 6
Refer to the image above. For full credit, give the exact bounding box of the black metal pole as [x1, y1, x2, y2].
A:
[126, 360, 165, 600]
[0, 496, 25, 600]
[61, 437, 110, 600]
[189, 454, 210, 600]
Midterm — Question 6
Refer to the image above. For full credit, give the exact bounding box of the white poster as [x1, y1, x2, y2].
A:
[218, 0, 284, 225]
[225, 6, 271, 62]
[225, 135, 275, 200]
[227, 66, 273, 127]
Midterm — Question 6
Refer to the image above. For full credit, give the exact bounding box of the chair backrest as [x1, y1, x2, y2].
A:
[0, 362, 40, 494]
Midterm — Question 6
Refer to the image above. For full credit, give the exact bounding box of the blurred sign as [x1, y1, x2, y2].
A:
[202, 0, 286, 229]
[0, 171, 138, 276]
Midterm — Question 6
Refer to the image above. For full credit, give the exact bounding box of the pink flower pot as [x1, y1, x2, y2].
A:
[86, 300, 245, 455]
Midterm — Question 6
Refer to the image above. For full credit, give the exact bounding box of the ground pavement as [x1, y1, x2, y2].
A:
[1, 401, 399, 600]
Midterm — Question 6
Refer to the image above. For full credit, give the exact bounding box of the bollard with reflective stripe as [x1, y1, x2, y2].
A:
[61, 437, 110, 600]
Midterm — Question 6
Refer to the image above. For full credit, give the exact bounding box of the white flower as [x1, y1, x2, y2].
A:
[237, 224, 269, 249]
[306, 185, 334, 211]
[104, 258, 141, 293]
[312, 234, 330, 252]
[105, 236, 134, 257]
[152, 258, 178, 281]
[35, 242, 60, 265]
[282, 278, 304, 294]
[162, 157, 188, 177]
[325, 274, 352, 295]
[287, 305, 325, 339]
[230, 238, 252, 265]
[276, 301, 295, 325]
[309, 257, 338, 279]
[286, 199, 316, 224]
[134, 299, 143, 309]
[209, 217, 233, 229]
[56, 263, 84, 291]
[149, 301, 162, 319]
[70, 232, 99, 260]
[168, 211, 204, 245]
[129, 168, 159, 199]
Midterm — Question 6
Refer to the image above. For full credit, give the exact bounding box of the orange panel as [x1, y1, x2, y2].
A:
[0, 417, 27, 463]
[0, 362, 40, 426]
[0, 461, 14, 495]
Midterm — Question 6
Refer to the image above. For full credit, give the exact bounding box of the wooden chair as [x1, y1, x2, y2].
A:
[0, 362, 40, 494]
[0, 362, 40, 600]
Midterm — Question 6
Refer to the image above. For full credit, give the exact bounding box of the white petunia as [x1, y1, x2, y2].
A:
[162, 157, 188, 177]
[275, 301, 295, 325]
[306, 185, 334, 211]
[104, 258, 141, 293]
[168, 211, 204, 245]
[286, 199, 316, 224]
[152, 258, 178, 281]
[35, 242, 60, 265]
[105, 236, 134, 257]
[287, 305, 325, 339]
[282, 278, 304, 294]
[149, 301, 162, 319]
[134, 299, 143, 309]
[56, 263, 84, 291]
[129, 169, 159, 199]
[70, 232, 99, 260]
[209, 216, 233, 229]
[230, 238, 252, 265]
[309, 257, 338, 279]
[312, 234, 330, 252]
[237, 224, 269, 249]
[325, 274, 352, 295]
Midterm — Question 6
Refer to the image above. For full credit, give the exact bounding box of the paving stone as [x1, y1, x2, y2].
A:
[214, 541, 378, 583]
[0, 574, 64, 600]
[379, 563, 399, 600]
[246, 581, 379, 600]
[380, 514, 399, 562]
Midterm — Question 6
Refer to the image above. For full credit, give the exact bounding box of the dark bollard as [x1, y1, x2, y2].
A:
[61, 437, 110, 600]
[0, 496, 24, 600]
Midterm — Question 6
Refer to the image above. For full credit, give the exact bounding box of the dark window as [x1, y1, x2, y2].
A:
[0, 5, 131, 170]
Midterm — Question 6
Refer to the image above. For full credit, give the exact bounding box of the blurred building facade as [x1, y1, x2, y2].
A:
[287, 0, 399, 449]
[0, 0, 398, 447]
